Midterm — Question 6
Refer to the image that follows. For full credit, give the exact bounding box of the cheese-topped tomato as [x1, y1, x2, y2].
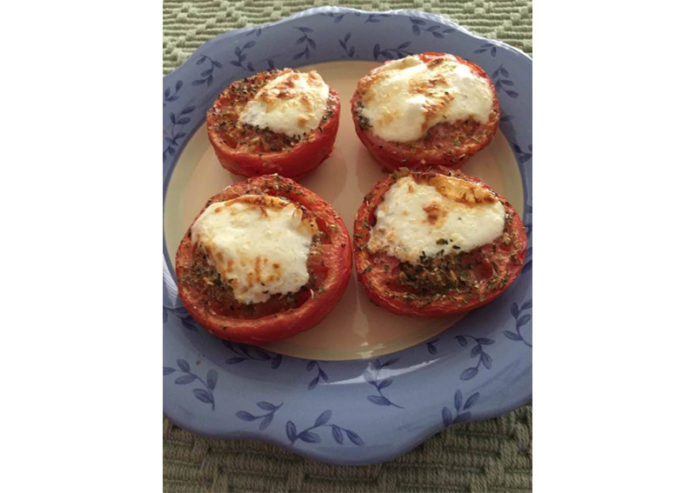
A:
[176, 175, 352, 344]
[351, 52, 500, 171]
[367, 175, 505, 263]
[191, 194, 318, 304]
[239, 69, 330, 137]
[354, 167, 526, 317]
[207, 68, 341, 178]
[359, 55, 494, 142]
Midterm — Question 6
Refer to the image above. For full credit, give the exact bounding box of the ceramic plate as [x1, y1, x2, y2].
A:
[163, 6, 532, 465]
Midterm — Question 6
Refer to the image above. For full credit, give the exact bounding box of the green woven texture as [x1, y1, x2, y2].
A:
[163, 1, 532, 491]
[163, 0, 532, 75]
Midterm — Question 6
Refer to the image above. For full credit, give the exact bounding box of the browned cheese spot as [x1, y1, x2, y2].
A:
[422, 201, 446, 225]
[232, 194, 289, 217]
[357, 71, 387, 105]
[426, 56, 448, 69]
[416, 78, 453, 134]
[306, 70, 323, 87]
[429, 175, 496, 206]
[258, 69, 297, 109]
[265, 262, 281, 283]
[254, 257, 262, 282]
[299, 93, 312, 112]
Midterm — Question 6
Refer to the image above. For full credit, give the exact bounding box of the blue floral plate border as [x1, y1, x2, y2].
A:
[163, 6, 532, 465]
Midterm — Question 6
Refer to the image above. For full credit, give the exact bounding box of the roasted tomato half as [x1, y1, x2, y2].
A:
[207, 68, 340, 178]
[175, 174, 352, 344]
[351, 52, 500, 171]
[354, 167, 526, 317]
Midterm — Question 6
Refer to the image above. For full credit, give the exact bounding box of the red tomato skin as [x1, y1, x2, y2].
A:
[175, 175, 352, 344]
[351, 53, 500, 172]
[207, 83, 340, 179]
[353, 167, 527, 317]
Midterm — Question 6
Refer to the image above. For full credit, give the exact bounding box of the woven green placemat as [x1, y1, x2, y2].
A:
[163, 1, 532, 491]
[164, 405, 531, 492]
[163, 0, 532, 75]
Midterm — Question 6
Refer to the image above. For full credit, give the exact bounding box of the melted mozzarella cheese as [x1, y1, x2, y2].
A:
[359, 55, 493, 142]
[239, 69, 330, 137]
[191, 194, 316, 304]
[367, 176, 505, 262]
